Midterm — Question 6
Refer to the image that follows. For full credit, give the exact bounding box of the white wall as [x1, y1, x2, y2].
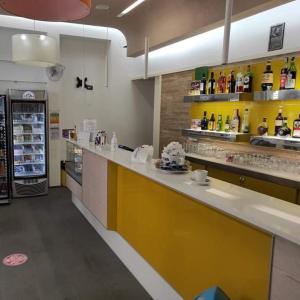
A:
[131, 0, 300, 78]
[0, 16, 155, 187]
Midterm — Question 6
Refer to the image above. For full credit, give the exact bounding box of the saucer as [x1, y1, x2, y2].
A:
[196, 178, 210, 186]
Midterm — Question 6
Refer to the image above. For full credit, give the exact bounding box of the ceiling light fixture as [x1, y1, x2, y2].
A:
[12, 34, 57, 67]
[0, 0, 91, 21]
[117, 0, 146, 18]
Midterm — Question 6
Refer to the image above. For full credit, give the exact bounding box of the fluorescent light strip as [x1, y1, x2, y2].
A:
[117, 0, 146, 17]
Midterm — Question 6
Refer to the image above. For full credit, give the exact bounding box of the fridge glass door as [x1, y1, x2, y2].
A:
[12, 102, 46, 178]
[0, 96, 8, 198]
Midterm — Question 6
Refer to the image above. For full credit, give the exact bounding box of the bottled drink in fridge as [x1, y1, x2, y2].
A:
[208, 113, 216, 131]
[236, 67, 244, 92]
[200, 74, 207, 94]
[217, 72, 226, 93]
[224, 115, 231, 132]
[216, 115, 223, 131]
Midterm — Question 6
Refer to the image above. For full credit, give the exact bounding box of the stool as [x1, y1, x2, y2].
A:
[193, 286, 230, 300]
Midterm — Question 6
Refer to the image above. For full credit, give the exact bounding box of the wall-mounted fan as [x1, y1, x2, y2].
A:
[46, 63, 65, 81]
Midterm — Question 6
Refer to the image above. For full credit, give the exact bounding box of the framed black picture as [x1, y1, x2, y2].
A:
[268, 23, 285, 51]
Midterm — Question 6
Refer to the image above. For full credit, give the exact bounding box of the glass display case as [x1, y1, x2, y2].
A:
[65, 141, 82, 185]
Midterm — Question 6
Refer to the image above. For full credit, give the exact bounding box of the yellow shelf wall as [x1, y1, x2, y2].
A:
[191, 56, 300, 135]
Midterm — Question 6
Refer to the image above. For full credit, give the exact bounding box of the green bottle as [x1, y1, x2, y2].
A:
[224, 115, 231, 132]
[216, 115, 223, 131]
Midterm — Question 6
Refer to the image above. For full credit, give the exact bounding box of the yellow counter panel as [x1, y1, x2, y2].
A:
[116, 165, 272, 300]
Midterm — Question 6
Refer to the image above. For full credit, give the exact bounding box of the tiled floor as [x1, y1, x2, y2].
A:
[0, 188, 152, 300]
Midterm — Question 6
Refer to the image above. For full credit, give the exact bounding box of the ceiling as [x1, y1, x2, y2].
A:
[0, 0, 292, 57]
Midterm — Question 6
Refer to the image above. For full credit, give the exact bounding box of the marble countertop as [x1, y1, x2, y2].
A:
[67, 139, 300, 246]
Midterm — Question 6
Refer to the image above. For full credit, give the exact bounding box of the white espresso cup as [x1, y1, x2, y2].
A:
[193, 169, 208, 183]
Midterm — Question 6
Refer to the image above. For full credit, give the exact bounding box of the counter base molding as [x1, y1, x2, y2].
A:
[72, 194, 183, 300]
[116, 166, 272, 300]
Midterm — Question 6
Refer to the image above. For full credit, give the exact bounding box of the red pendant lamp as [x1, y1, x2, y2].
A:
[0, 0, 91, 22]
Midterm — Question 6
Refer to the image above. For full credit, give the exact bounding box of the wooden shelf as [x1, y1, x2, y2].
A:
[182, 129, 251, 142]
[183, 92, 253, 103]
[254, 89, 300, 101]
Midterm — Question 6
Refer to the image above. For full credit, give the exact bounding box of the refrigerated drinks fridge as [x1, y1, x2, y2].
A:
[9, 89, 48, 197]
[0, 95, 10, 203]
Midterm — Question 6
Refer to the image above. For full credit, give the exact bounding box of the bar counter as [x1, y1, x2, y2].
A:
[65, 139, 300, 300]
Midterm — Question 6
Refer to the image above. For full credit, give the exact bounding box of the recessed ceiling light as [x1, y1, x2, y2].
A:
[95, 4, 110, 10]
[117, 0, 146, 18]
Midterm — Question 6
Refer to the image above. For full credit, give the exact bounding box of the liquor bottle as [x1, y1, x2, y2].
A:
[217, 72, 226, 93]
[241, 108, 250, 133]
[227, 73, 231, 93]
[285, 57, 297, 89]
[275, 107, 284, 136]
[216, 115, 223, 131]
[200, 111, 209, 130]
[208, 72, 216, 94]
[257, 118, 268, 136]
[208, 113, 216, 131]
[236, 67, 244, 92]
[261, 60, 273, 91]
[200, 74, 207, 94]
[224, 115, 231, 132]
[229, 70, 236, 93]
[231, 109, 240, 133]
[278, 117, 291, 137]
[280, 57, 289, 90]
[243, 65, 253, 92]
[293, 114, 300, 138]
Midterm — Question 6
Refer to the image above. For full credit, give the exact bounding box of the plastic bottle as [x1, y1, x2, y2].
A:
[110, 132, 118, 152]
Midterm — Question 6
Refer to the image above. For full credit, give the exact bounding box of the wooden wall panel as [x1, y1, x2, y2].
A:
[159, 71, 192, 154]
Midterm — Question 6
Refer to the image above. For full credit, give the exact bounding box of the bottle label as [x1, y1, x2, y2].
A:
[285, 74, 296, 89]
[280, 74, 287, 88]
[200, 83, 204, 91]
[294, 121, 300, 137]
[275, 120, 283, 127]
[262, 73, 273, 84]
[231, 120, 239, 132]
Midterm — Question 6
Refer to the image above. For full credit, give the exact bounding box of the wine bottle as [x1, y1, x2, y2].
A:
[278, 117, 291, 137]
[226, 73, 231, 94]
[200, 74, 207, 94]
[224, 115, 231, 132]
[275, 107, 284, 136]
[241, 108, 250, 133]
[261, 60, 273, 91]
[208, 113, 216, 131]
[200, 111, 208, 130]
[285, 57, 297, 89]
[236, 67, 244, 93]
[230, 70, 236, 93]
[243, 65, 253, 93]
[231, 109, 240, 133]
[216, 115, 223, 131]
[208, 72, 216, 94]
[257, 118, 268, 136]
[293, 114, 300, 138]
[280, 57, 289, 90]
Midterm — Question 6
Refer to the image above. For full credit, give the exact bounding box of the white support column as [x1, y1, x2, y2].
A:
[222, 0, 233, 65]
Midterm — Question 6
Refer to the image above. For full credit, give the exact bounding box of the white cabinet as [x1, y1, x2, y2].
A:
[82, 150, 108, 228]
